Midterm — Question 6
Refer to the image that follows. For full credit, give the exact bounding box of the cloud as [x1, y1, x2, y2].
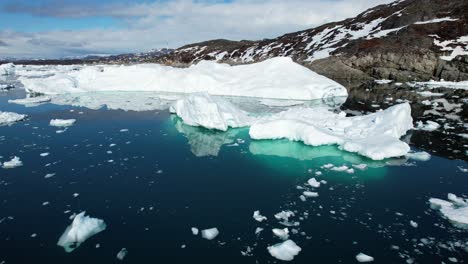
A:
[0, 0, 395, 58]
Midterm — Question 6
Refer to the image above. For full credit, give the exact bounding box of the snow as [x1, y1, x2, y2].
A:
[169, 93, 255, 131]
[201, 228, 219, 240]
[272, 228, 289, 240]
[356, 253, 374, 262]
[253, 211, 267, 222]
[267, 240, 301, 261]
[0, 111, 27, 125]
[250, 103, 413, 160]
[414, 17, 459, 25]
[429, 194, 468, 229]
[19, 57, 347, 100]
[57, 212, 107, 252]
[0, 63, 15, 76]
[50, 119, 76, 127]
[2, 156, 23, 169]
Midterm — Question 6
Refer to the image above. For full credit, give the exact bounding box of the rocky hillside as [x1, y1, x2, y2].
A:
[156, 0, 468, 82]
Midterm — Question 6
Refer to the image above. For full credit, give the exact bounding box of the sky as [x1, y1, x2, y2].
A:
[0, 0, 394, 59]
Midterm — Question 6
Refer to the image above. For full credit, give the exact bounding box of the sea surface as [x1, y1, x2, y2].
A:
[0, 89, 467, 263]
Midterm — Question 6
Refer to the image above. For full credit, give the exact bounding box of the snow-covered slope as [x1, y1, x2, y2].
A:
[18, 57, 347, 100]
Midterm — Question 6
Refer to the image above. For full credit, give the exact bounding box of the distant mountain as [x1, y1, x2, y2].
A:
[156, 0, 468, 82]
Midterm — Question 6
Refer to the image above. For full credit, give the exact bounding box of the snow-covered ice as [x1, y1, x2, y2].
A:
[0, 111, 27, 126]
[170, 93, 255, 131]
[201, 228, 219, 240]
[250, 103, 413, 160]
[19, 57, 347, 100]
[2, 156, 23, 169]
[267, 240, 301, 261]
[50, 119, 76, 127]
[356, 253, 374, 262]
[0, 63, 15, 76]
[429, 194, 468, 229]
[57, 212, 107, 252]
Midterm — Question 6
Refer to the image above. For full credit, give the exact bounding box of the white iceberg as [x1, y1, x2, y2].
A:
[50, 119, 76, 127]
[201, 228, 219, 240]
[356, 253, 374, 262]
[170, 93, 255, 131]
[0, 111, 27, 126]
[429, 193, 468, 229]
[57, 211, 107, 252]
[250, 103, 413, 160]
[2, 156, 23, 169]
[18, 57, 347, 100]
[267, 239, 301, 261]
[0, 63, 15, 76]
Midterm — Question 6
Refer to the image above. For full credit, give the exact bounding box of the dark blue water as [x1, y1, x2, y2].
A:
[0, 90, 467, 263]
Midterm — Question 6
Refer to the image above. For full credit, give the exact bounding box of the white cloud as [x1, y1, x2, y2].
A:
[0, 0, 395, 58]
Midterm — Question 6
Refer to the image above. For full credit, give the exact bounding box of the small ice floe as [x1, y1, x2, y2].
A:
[191, 227, 199, 235]
[50, 119, 76, 127]
[356, 252, 374, 262]
[57, 212, 107, 252]
[274, 211, 295, 222]
[253, 210, 267, 222]
[2, 156, 23, 169]
[267, 240, 301, 261]
[40, 152, 50, 157]
[116, 248, 128, 260]
[272, 228, 289, 240]
[410, 220, 418, 228]
[0, 111, 27, 126]
[353, 164, 368, 170]
[405, 151, 431, 161]
[120, 129, 129, 132]
[255, 227, 264, 235]
[429, 193, 468, 229]
[8, 96, 51, 106]
[303, 191, 319, 198]
[414, 120, 440, 131]
[201, 228, 219, 240]
[307, 178, 320, 188]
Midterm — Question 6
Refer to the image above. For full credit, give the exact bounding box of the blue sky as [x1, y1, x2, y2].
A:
[0, 0, 394, 58]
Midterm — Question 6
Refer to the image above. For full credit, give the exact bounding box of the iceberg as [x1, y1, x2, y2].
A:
[50, 119, 76, 127]
[170, 93, 255, 131]
[429, 193, 468, 229]
[201, 228, 219, 240]
[2, 156, 23, 169]
[18, 57, 347, 100]
[0, 111, 27, 126]
[267, 239, 301, 261]
[250, 103, 413, 160]
[57, 212, 107, 252]
[356, 253, 374, 262]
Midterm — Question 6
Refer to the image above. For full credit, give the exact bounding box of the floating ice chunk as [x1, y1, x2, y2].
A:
[50, 119, 76, 127]
[120, 129, 129, 132]
[191, 227, 199, 235]
[374, 79, 392, 84]
[410, 220, 418, 228]
[253, 210, 267, 222]
[352, 164, 368, 170]
[201, 228, 219, 240]
[250, 103, 413, 160]
[57, 211, 107, 252]
[307, 178, 320, 188]
[255, 227, 264, 235]
[406, 151, 431, 161]
[8, 96, 51, 106]
[40, 152, 50, 157]
[0, 111, 27, 126]
[274, 211, 295, 222]
[19, 58, 347, 100]
[429, 194, 468, 229]
[2, 156, 23, 169]
[116, 248, 128, 260]
[356, 253, 374, 262]
[303, 191, 319, 198]
[415, 120, 440, 131]
[267, 239, 301, 261]
[272, 228, 289, 240]
[170, 93, 255, 131]
[44, 173, 56, 178]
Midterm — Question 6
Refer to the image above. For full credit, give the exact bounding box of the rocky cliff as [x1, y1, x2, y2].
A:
[156, 0, 468, 82]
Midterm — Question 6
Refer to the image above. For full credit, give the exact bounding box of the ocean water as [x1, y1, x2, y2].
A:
[0, 90, 467, 263]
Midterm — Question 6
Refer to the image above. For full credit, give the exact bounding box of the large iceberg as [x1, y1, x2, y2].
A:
[57, 212, 107, 252]
[250, 103, 413, 160]
[170, 93, 255, 131]
[429, 193, 468, 229]
[18, 57, 347, 100]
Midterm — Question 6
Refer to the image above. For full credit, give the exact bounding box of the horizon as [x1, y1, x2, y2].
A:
[0, 0, 394, 59]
